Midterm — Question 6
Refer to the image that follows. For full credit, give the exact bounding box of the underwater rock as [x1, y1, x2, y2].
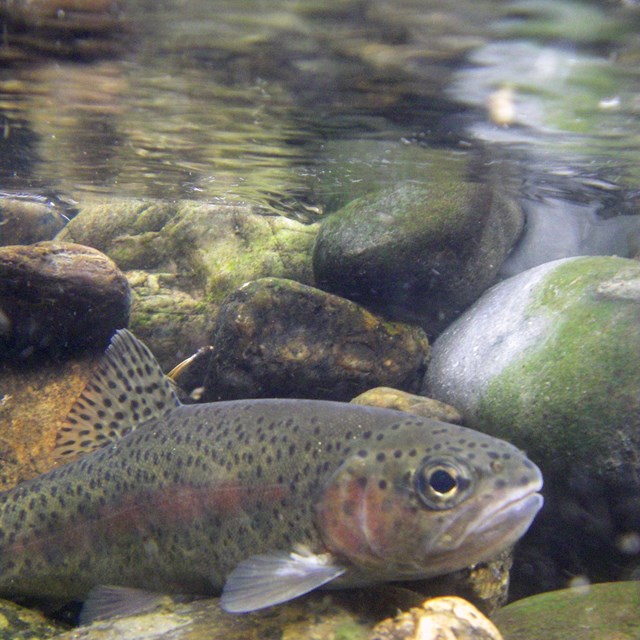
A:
[413, 548, 513, 617]
[0, 195, 70, 245]
[50, 592, 381, 640]
[0, 354, 99, 489]
[493, 581, 640, 640]
[351, 387, 462, 424]
[58, 198, 318, 369]
[0, 598, 65, 639]
[0, 0, 127, 59]
[312, 177, 523, 336]
[424, 255, 640, 594]
[424, 255, 640, 485]
[499, 197, 640, 278]
[0, 241, 130, 359]
[369, 596, 503, 640]
[203, 277, 430, 402]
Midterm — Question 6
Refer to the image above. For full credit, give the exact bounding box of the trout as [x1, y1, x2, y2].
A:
[0, 330, 543, 615]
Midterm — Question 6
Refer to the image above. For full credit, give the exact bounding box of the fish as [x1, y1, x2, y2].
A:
[0, 330, 543, 617]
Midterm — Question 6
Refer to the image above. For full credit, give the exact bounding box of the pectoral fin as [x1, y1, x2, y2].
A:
[80, 585, 174, 625]
[220, 550, 346, 613]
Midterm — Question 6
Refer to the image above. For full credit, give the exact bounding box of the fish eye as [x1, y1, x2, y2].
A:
[415, 459, 472, 510]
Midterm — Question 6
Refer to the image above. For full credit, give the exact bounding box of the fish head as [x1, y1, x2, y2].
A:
[315, 419, 543, 581]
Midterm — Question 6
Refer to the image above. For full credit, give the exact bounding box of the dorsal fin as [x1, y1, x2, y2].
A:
[54, 329, 180, 463]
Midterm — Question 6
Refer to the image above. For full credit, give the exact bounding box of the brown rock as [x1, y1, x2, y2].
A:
[203, 277, 430, 402]
[0, 241, 130, 359]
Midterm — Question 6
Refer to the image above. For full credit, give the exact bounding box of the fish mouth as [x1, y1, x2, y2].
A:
[424, 481, 544, 562]
[472, 489, 544, 541]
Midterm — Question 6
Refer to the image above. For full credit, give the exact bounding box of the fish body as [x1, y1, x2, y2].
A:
[0, 331, 543, 613]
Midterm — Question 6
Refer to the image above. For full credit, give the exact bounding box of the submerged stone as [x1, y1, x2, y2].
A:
[313, 175, 522, 335]
[493, 581, 640, 640]
[203, 277, 429, 401]
[370, 596, 503, 640]
[424, 255, 640, 485]
[0, 195, 71, 245]
[351, 387, 462, 424]
[0, 598, 65, 640]
[0, 241, 130, 360]
[58, 198, 318, 368]
[0, 354, 100, 490]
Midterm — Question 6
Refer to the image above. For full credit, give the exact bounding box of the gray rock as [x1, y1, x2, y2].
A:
[313, 176, 523, 335]
[500, 197, 640, 278]
[0, 241, 130, 359]
[423, 255, 640, 484]
[203, 277, 430, 402]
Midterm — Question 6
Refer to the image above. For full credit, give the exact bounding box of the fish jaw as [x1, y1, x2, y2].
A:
[420, 480, 544, 570]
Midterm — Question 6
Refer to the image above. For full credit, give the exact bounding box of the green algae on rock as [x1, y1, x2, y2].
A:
[493, 581, 640, 640]
[0, 598, 65, 640]
[58, 198, 318, 368]
[203, 277, 430, 401]
[426, 255, 640, 485]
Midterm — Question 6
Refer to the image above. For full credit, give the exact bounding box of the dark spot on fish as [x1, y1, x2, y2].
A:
[356, 477, 367, 488]
[495, 479, 507, 489]
[376, 452, 386, 462]
[376, 433, 384, 441]
[519, 475, 532, 486]
[393, 450, 402, 459]
[378, 479, 388, 490]
[357, 450, 368, 458]
[343, 501, 356, 516]
[488, 452, 500, 460]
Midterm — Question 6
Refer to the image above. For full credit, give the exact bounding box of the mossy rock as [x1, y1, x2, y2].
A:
[313, 172, 522, 335]
[58, 198, 318, 368]
[425, 255, 640, 485]
[493, 582, 640, 640]
[0, 598, 66, 639]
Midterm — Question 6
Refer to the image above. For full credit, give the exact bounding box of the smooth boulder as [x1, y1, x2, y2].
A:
[0, 241, 130, 359]
[313, 177, 522, 335]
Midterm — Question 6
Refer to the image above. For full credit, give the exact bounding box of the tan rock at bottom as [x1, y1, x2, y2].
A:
[351, 387, 462, 423]
[369, 596, 503, 640]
